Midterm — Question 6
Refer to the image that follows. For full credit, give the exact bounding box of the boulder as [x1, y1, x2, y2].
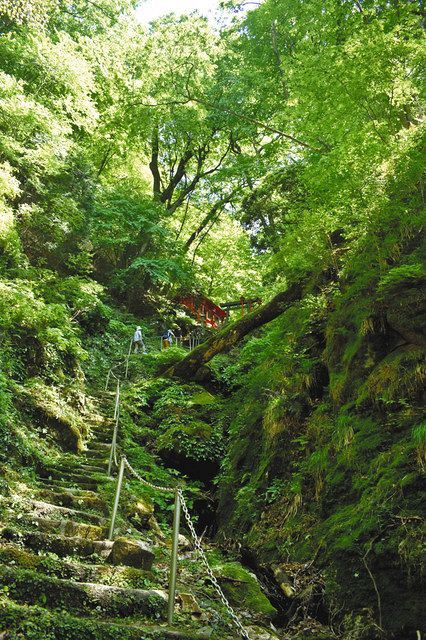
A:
[273, 565, 295, 598]
[126, 496, 154, 529]
[177, 592, 202, 614]
[149, 515, 166, 540]
[245, 626, 280, 640]
[178, 533, 192, 549]
[213, 562, 277, 619]
[108, 537, 154, 569]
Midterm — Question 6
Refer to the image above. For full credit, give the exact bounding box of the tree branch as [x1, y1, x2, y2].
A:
[129, 92, 320, 152]
[184, 186, 239, 251]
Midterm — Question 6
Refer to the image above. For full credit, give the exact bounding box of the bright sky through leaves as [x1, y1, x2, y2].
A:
[136, 0, 220, 24]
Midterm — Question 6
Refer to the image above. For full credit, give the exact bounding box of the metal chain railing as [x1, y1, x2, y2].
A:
[124, 457, 176, 493]
[107, 380, 120, 476]
[104, 353, 251, 639]
[179, 490, 251, 640]
[105, 364, 122, 390]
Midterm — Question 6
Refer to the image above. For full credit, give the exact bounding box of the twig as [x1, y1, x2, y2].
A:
[362, 539, 383, 632]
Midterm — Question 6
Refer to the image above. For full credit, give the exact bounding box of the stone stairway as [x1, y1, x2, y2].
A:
[0, 393, 215, 640]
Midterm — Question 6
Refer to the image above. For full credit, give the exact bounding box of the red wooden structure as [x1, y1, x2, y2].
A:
[179, 295, 227, 329]
[220, 297, 262, 317]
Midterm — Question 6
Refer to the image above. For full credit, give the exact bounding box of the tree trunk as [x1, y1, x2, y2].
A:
[165, 281, 304, 381]
[149, 126, 161, 199]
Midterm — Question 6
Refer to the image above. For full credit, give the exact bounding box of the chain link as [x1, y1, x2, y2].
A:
[123, 458, 176, 493]
[179, 490, 251, 640]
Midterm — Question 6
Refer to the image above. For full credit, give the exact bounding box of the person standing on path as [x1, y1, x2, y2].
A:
[162, 328, 175, 349]
[133, 326, 147, 353]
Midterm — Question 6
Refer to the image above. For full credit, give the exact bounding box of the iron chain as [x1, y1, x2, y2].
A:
[179, 490, 251, 640]
[106, 350, 249, 639]
[123, 457, 176, 493]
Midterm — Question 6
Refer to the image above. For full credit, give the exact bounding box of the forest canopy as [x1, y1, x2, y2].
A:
[1, 0, 424, 306]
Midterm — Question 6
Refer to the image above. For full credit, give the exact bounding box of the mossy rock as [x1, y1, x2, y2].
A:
[379, 267, 426, 348]
[358, 346, 425, 405]
[108, 537, 155, 570]
[245, 625, 281, 640]
[157, 420, 218, 461]
[17, 381, 85, 452]
[125, 496, 154, 530]
[0, 545, 41, 570]
[189, 391, 217, 406]
[0, 599, 213, 639]
[213, 562, 277, 618]
[0, 564, 166, 618]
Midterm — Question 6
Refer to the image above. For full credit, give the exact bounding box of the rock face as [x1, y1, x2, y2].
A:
[108, 537, 154, 569]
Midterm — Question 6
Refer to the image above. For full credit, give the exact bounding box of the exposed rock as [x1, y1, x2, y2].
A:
[178, 533, 192, 549]
[108, 537, 154, 569]
[213, 562, 277, 619]
[126, 496, 154, 529]
[274, 565, 295, 598]
[177, 592, 202, 614]
[149, 515, 166, 540]
[245, 625, 281, 640]
[284, 617, 335, 639]
[16, 382, 85, 452]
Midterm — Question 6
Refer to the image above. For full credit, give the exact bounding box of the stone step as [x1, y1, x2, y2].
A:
[0, 564, 167, 618]
[83, 455, 109, 466]
[40, 477, 99, 491]
[89, 423, 114, 432]
[85, 442, 111, 451]
[84, 447, 109, 456]
[36, 489, 108, 515]
[89, 439, 115, 447]
[0, 527, 113, 559]
[0, 600, 213, 640]
[41, 469, 101, 483]
[90, 418, 114, 426]
[51, 462, 107, 473]
[4, 498, 106, 526]
[0, 543, 157, 590]
[84, 444, 110, 453]
[88, 434, 114, 443]
[17, 516, 107, 540]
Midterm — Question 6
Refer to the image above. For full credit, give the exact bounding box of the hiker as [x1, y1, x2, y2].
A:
[161, 328, 175, 349]
[133, 326, 146, 353]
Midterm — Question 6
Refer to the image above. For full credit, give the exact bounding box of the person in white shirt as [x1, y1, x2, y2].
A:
[133, 326, 146, 353]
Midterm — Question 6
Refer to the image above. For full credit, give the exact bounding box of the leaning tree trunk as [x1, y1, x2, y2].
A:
[165, 281, 304, 381]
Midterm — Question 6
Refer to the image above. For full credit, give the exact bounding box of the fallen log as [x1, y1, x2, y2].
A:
[165, 281, 304, 381]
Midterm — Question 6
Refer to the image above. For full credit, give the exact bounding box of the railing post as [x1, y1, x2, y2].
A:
[108, 456, 125, 540]
[113, 379, 120, 420]
[167, 488, 181, 625]
[108, 409, 119, 477]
